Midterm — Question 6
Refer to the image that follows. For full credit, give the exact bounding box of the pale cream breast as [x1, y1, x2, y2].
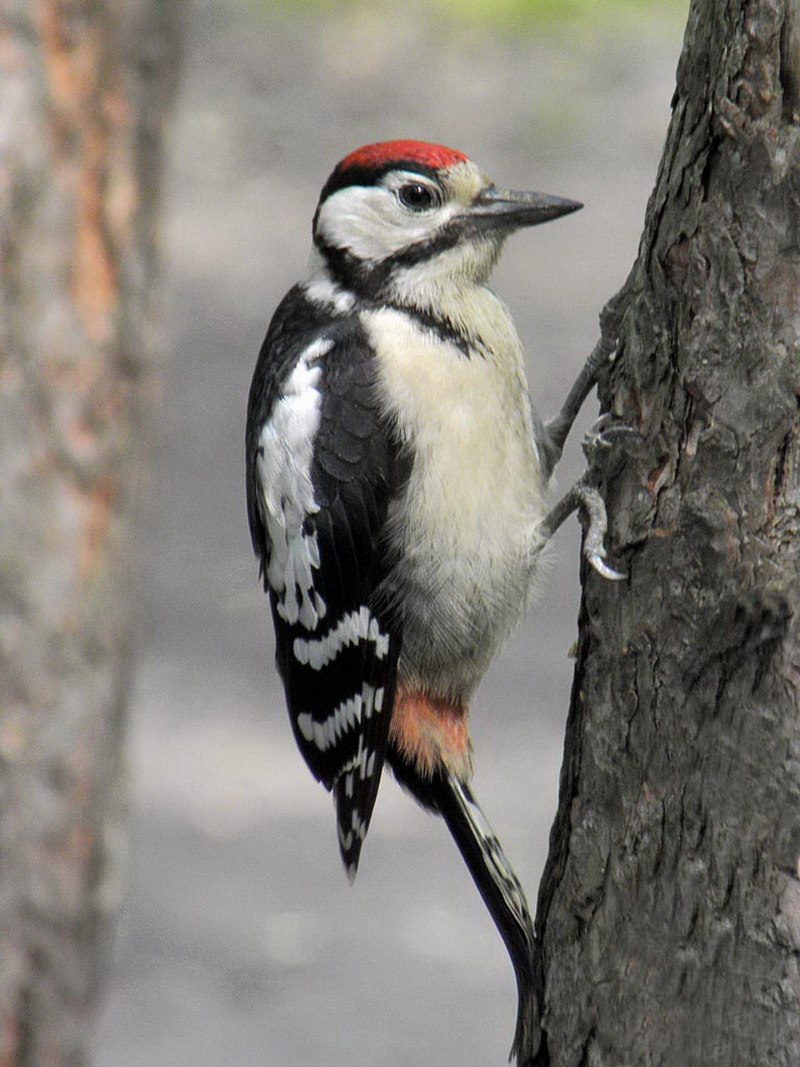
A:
[363, 300, 548, 696]
[364, 300, 547, 543]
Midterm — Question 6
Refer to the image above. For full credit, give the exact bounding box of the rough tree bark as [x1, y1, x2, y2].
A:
[0, 2, 184, 1063]
[530, 1, 800, 1065]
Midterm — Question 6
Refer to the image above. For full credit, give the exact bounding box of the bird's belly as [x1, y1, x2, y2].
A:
[365, 303, 548, 697]
[385, 389, 548, 697]
[392, 491, 545, 698]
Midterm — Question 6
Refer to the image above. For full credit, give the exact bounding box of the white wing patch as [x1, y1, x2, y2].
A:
[257, 337, 333, 630]
[296, 682, 384, 752]
[292, 605, 390, 670]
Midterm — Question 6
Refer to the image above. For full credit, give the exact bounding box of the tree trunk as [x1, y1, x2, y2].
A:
[0, 2, 184, 1063]
[532, 1, 800, 1064]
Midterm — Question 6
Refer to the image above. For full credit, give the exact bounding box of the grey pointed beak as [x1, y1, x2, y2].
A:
[467, 185, 583, 232]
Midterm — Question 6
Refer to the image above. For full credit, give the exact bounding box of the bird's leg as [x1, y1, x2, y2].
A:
[542, 470, 625, 581]
[539, 293, 629, 580]
[539, 296, 623, 480]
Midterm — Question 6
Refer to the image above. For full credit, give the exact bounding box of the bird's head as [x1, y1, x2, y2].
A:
[310, 139, 581, 306]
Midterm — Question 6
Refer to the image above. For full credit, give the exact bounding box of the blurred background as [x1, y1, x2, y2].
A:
[90, 1, 686, 1063]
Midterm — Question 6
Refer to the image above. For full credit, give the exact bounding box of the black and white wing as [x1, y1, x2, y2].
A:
[246, 290, 406, 877]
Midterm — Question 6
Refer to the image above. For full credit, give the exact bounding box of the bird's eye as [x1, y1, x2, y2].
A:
[397, 182, 439, 212]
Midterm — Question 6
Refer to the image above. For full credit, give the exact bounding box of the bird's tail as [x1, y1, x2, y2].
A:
[433, 773, 539, 1066]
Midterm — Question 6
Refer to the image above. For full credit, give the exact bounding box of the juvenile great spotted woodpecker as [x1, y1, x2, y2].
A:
[246, 140, 619, 1065]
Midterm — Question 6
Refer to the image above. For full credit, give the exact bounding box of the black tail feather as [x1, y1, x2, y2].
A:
[433, 774, 539, 1066]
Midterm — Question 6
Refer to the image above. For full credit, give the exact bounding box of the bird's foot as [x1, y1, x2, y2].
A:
[542, 474, 625, 581]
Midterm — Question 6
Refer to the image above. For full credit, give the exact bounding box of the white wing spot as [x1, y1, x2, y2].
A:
[296, 683, 379, 752]
[258, 338, 333, 630]
[293, 606, 389, 670]
[336, 804, 366, 849]
[355, 735, 371, 781]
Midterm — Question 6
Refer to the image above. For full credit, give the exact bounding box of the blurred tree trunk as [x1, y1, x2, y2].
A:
[532, 1, 800, 1065]
[0, 2, 184, 1063]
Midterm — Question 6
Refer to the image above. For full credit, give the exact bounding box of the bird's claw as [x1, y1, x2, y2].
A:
[586, 550, 626, 582]
[573, 480, 627, 582]
[543, 479, 626, 580]
[582, 413, 640, 461]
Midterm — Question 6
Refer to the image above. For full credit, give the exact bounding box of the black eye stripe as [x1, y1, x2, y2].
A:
[397, 182, 440, 211]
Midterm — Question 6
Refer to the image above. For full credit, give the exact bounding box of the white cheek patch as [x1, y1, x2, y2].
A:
[292, 605, 390, 669]
[316, 185, 459, 263]
[257, 338, 332, 630]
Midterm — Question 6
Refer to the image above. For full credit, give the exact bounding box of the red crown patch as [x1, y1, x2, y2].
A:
[337, 140, 469, 173]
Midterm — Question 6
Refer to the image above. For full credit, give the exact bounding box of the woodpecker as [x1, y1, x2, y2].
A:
[246, 140, 618, 1066]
